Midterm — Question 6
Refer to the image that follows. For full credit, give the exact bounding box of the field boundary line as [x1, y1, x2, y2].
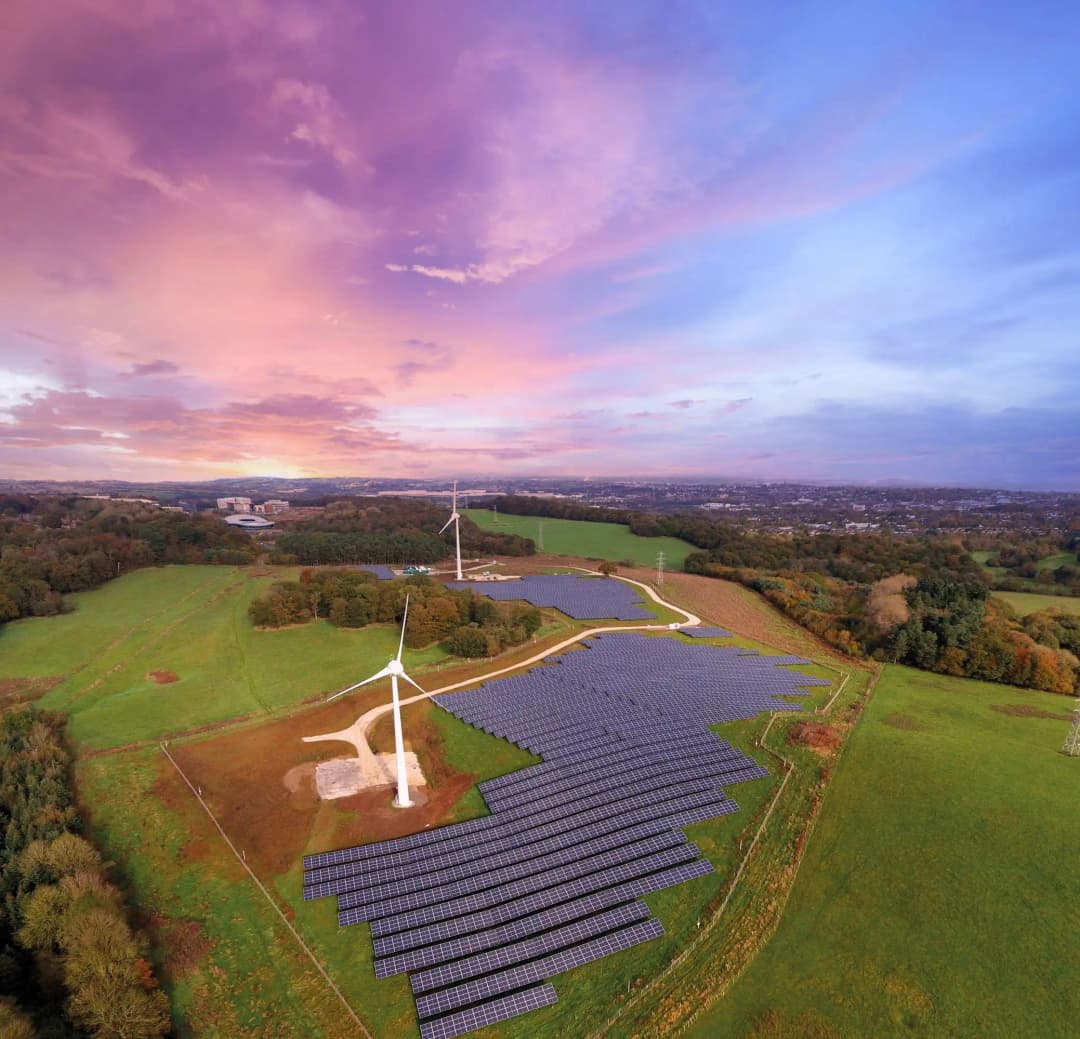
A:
[588, 709, 795, 1039]
[159, 742, 372, 1039]
[672, 664, 879, 1036]
[588, 658, 866, 1039]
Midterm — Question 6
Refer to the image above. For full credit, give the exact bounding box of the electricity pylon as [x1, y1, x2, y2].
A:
[1064, 700, 1080, 756]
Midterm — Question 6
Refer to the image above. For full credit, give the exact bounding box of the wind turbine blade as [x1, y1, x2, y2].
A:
[439, 517, 453, 534]
[452, 480, 457, 512]
[327, 665, 392, 701]
[397, 594, 410, 662]
[400, 673, 427, 696]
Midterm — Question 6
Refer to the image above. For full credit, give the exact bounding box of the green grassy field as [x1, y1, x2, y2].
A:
[0, 565, 448, 751]
[688, 665, 1080, 1039]
[972, 550, 1079, 603]
[993, 590, 1080, 617]
[80, 706, 541, 1038]
[463, 509, 695, 567]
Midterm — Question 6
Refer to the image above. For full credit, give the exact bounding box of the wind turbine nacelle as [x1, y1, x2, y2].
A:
[387, 658, 405, 676]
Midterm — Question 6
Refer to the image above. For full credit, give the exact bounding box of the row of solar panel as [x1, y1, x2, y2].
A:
[418, 983, 557, 1039]
[416, 918, 665, 1019]
[411, 900, 651, 994]
[360, 841, 702, 944]
[339, 819, 688, 915]
[308, 780, 735, 899]
[351, 830, 688, 926]
[375, 855, 713, 976]
[448, 575, 654, 620]
[445, 670, 820, 718]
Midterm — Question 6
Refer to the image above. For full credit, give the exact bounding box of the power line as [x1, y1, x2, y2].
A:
[656, 550, 665, 587]
[538, 519, 544, 551]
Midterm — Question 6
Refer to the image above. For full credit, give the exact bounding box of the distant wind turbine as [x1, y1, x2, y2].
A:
[326, 595, 423, 808]
[440, 480, 463, 580]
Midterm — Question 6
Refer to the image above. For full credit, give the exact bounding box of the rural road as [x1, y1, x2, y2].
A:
[302, 571, 700, 767]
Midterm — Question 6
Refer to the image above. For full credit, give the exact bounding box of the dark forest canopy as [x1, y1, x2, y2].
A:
[0, 496, 258, 627]
[249, 570, 542, 657]
[492, 495, 1078, 693]
[270, 497, 533, 566]
[0, 708, 169, 1036]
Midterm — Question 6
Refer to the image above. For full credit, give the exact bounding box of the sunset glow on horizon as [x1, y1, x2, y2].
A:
[3, 1, 1078, 487]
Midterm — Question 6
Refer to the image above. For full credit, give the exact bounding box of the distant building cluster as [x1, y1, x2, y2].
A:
[215, 497, 289, 514]
[223, 514, 275, 530]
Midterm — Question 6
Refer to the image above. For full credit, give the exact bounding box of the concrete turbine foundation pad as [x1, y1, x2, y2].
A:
[315, 753, 427, 800]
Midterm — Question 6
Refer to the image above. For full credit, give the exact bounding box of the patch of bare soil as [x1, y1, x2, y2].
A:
[283, 761, 316, 794]
[883, 712, 929, 731]
[167, 695, 484, 879]
[788, 721, 843, 755]
[147, 670, 179, 684]
[0, 676, 62, 705]
[147, 915, 212, 981]
[178, 837, 213, 864]
[991, 703, 1073, 721]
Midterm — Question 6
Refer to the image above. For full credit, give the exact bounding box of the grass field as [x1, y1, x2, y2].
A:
[463, 508, 695, 567]
[79, 705, 541, 1038]
[972, 550, 1079, 603]
[993, 590, 1080, 617]
[0, 566, 449, 751]
[688, 665, 1080, 1039]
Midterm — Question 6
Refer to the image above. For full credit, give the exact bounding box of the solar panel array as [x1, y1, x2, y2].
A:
[303, 631, 830, 1037]
[680, 625, 734, 638]
[448, 574, 653, 619]
[357, 564, 395, 580]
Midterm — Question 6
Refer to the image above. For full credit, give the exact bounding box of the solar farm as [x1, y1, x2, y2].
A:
[303, 630, 829, 1038]
[448, 574, 654, 620]
[24, 562, 1071, 1038]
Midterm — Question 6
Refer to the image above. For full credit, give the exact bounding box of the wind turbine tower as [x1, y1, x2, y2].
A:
[326, 596, 425, 807]
[440, 480, 464, 580]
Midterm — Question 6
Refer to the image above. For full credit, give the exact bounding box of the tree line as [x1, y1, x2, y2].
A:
[268, 498, 533, 567]
[983, 536, 1080, 596]
[493, 495, 1079, 694]
[0, 708, 169, 1037]
[0, 496, 257, 628]
[249, 570, 543, 658]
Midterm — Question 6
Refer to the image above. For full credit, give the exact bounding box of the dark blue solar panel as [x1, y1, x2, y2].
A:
[415, 918, 664, 1018]
[447, 575, 653, 620]
[411, 900, 651, 994]
[418, 984, 557, 1039]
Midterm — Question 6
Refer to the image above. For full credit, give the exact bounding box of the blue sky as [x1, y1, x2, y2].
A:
[1, 0, 1078, 486]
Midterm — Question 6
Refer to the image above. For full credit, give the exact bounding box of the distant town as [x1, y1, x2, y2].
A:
[4, 476, 1077, 538]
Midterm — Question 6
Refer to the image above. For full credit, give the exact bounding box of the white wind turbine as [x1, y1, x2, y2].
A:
[326, 595, 424, 808]
[440, 480, 463, 580]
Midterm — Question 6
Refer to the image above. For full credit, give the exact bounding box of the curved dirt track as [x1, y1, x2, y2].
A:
[302, 571, 700, 765]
